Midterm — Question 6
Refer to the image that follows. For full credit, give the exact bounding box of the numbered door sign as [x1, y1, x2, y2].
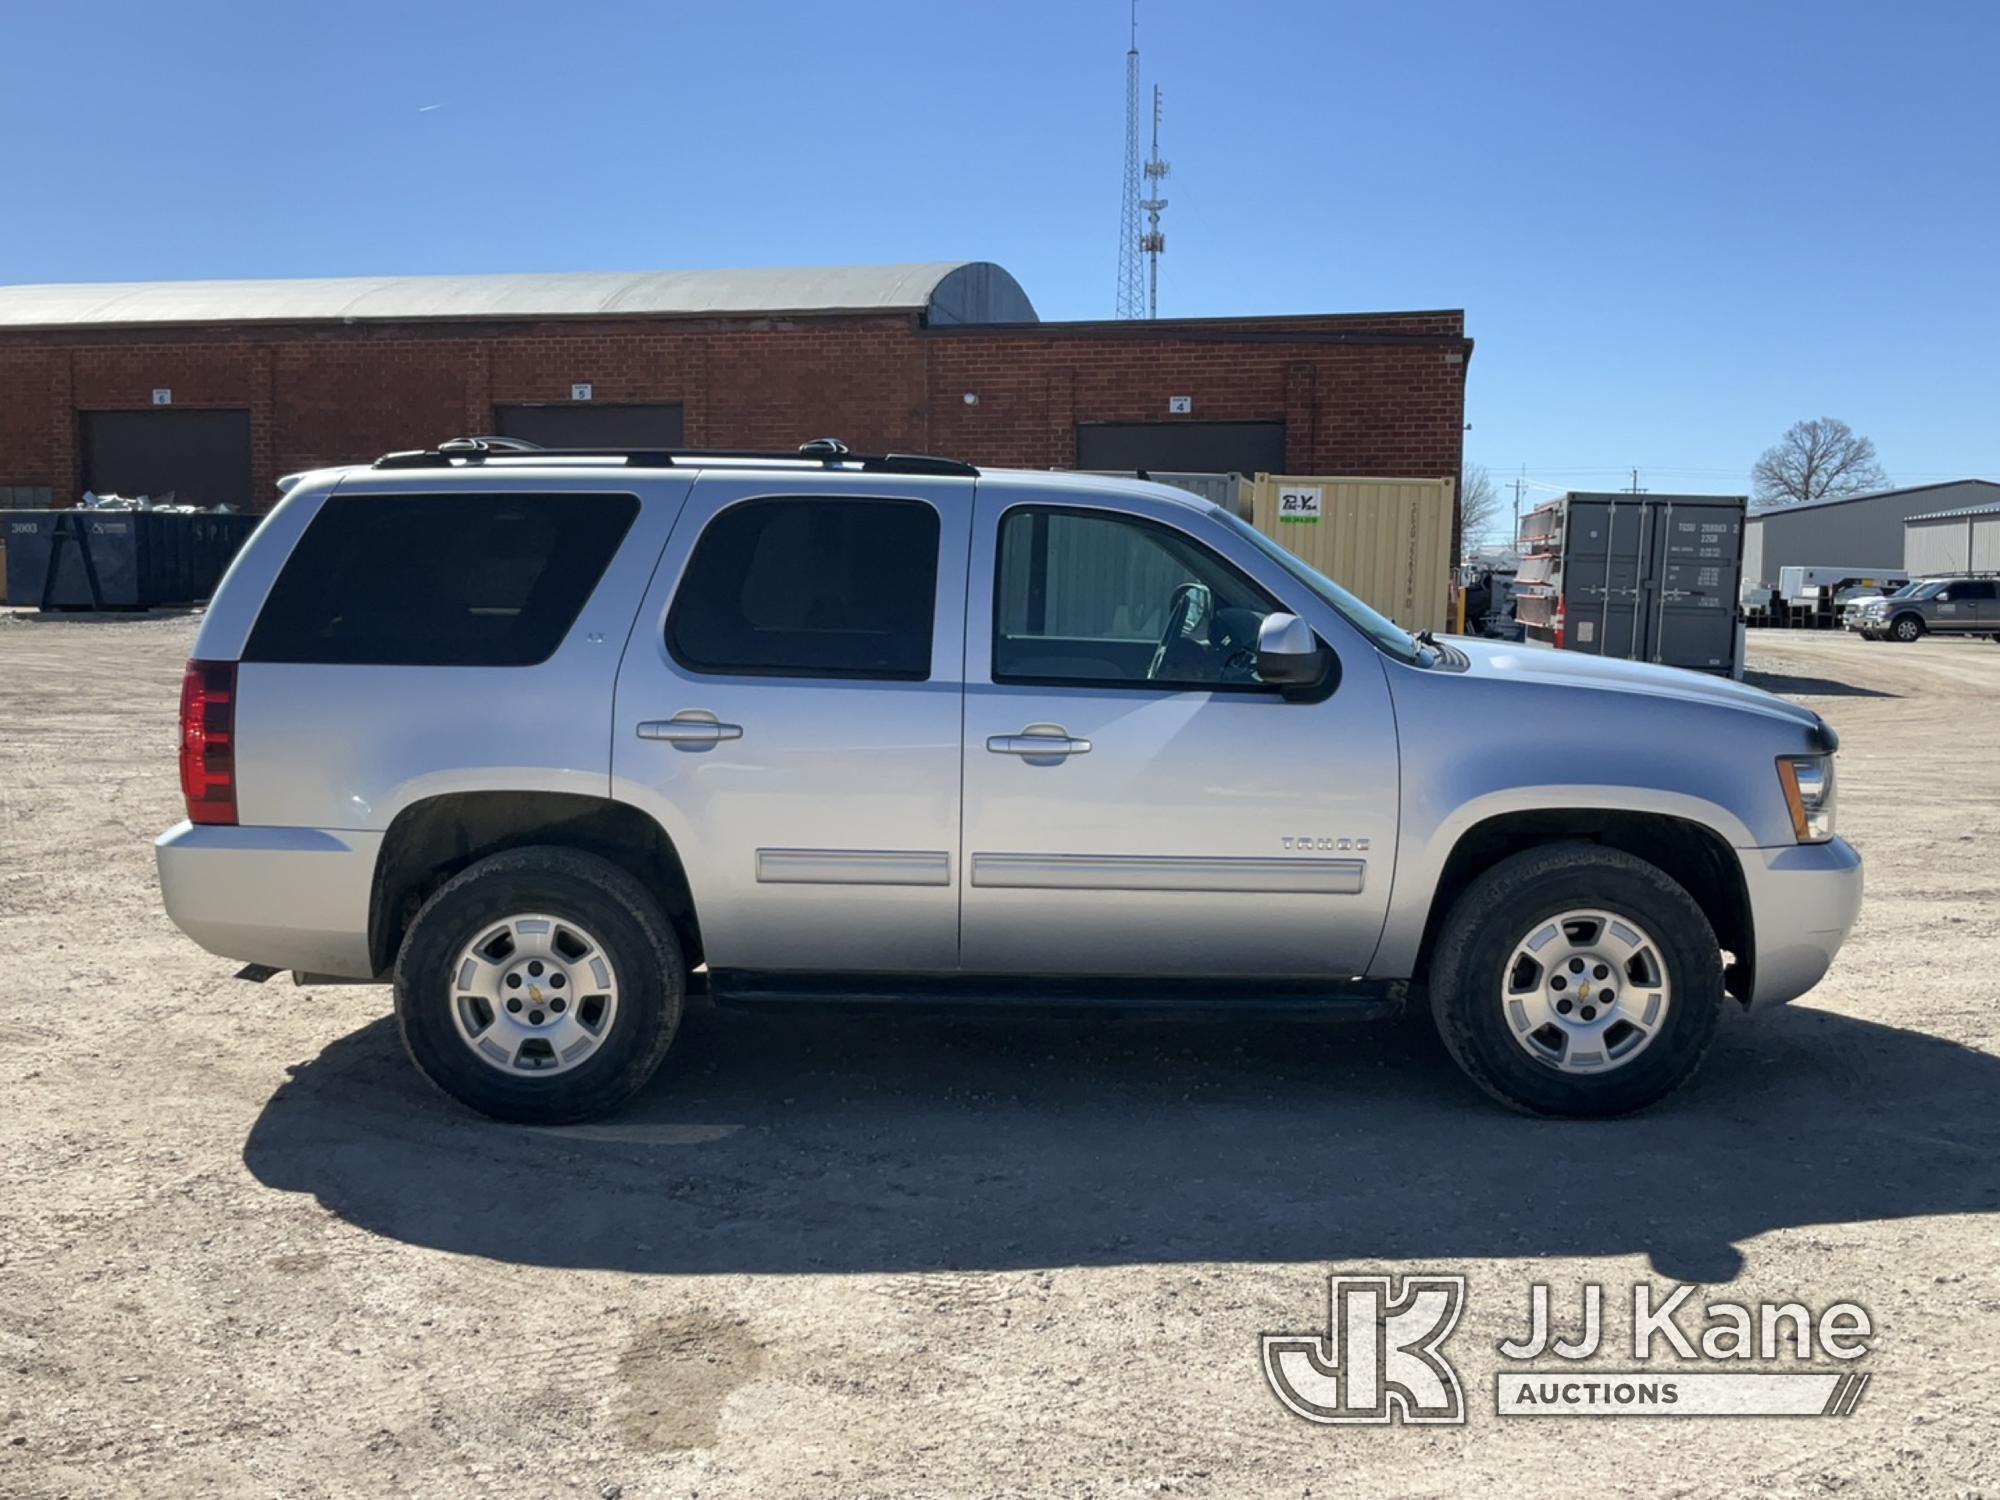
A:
[1278, 486, 1323, 524]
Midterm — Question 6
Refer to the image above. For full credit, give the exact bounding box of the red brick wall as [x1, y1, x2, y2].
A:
[921, 315, 1468, 477]
[0, 309, 1468, 510]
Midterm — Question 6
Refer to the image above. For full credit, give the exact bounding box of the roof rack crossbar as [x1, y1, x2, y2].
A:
[371, 439, 977, 478]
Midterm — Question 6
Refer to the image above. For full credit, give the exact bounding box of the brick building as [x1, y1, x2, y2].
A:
[0, 262, 1470, 521]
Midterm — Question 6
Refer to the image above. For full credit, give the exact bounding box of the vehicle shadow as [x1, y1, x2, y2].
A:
[242, 1001, 2000, 1284]
[1741, 669, 1899, 699]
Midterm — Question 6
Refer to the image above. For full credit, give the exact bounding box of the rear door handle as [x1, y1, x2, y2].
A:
[986, 726, 1091, 757]
[638, 716, 743, 745]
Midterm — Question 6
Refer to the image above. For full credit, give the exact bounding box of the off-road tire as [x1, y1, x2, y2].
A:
[394, 846, 685, 1124]
[1428, 842, 1724, 1118]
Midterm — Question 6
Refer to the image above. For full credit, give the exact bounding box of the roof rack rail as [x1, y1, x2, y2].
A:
[439, 435, 544, 455]
[372, 437, 978, 478]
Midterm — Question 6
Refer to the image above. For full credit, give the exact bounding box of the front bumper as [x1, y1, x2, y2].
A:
[155, 821, 383, 980]
[1739, 836, 1863, 1006]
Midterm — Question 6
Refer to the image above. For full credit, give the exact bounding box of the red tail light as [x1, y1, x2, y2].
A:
[179, 660, 238, 825]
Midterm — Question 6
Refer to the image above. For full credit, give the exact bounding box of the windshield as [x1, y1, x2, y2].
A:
[1908, 580, 1946, 599]
[1217, 509, 1423, 663]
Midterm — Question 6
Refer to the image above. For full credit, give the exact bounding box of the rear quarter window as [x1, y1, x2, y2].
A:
[243, 492, 638, 666]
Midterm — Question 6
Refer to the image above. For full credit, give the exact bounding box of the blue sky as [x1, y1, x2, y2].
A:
[6, 0, 1995, 509]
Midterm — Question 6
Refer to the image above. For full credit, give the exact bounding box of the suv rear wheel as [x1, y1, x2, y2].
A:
[394, 846, 685, 1123]
[1428, 843, 1724, 1117]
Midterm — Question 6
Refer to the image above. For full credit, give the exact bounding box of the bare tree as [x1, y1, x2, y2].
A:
[1459, 463, 1501, 548]
[1751, 418, 1889, 508]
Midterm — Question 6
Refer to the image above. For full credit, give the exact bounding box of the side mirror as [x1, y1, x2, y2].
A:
[1938, 592, 1951, 602]
[1256, 612, 1326, 690]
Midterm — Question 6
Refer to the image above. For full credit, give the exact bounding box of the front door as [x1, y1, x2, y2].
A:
[611, 474, 974, 974]
[957, 481, 1401, 980]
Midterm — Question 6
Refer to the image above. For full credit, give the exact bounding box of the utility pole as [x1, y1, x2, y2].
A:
[1510, 469, 1528, 548]
[1624, 467, 1648, 494]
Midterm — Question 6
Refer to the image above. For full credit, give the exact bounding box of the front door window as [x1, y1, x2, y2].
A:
[993, 507, 1280, 690]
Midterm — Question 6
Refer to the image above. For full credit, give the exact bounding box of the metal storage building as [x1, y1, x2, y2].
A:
[1743, 480, 2000, 588]
[1904, 496, 2000, 575]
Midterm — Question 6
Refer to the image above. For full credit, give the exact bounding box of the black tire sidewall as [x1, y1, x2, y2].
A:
[394, 852, 683, 1124]
[1431, 851, 1723, 1117]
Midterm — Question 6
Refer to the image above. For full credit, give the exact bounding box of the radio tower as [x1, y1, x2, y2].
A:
[1140, 85, 1169, 317]
[1115, 2, 1145, 319]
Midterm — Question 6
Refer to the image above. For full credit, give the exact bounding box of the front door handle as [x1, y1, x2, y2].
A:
[638, 715, 743, 745]
[987, 725, 1091, 757]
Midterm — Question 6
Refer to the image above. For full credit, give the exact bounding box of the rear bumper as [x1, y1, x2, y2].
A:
[1740, 836, 1863, 1006]
[155, 821, 382, 980]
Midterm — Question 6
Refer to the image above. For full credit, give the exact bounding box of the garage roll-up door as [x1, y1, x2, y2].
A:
[1075, 421, 1286, 476]
[496, 403, 685, 449]
[82, 410, 252, 510]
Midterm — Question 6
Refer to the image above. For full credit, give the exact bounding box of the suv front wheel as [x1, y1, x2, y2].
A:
[394, 846, 686, 1123]
[1890, 614, 1923, 642]
[1428, 843, 1724, 1117]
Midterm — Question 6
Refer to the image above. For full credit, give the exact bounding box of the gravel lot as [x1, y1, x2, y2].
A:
[2, 613, 1996, 1499]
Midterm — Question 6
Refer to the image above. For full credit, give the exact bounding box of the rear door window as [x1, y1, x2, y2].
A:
[244, 492, 638, 666]
[666, 497, 939, 680]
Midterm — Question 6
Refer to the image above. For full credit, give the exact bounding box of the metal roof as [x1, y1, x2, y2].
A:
[0, 262, 1038, 330]
[1749, 478, 2000, 520]
[1907, 498, 2000, 522]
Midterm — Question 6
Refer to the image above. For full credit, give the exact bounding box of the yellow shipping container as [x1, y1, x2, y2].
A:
[1245, 474, 1455, 633]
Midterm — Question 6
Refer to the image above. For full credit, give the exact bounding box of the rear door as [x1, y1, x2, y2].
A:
[1962, 580, 1998, 629]
[611, 474, 973, 975]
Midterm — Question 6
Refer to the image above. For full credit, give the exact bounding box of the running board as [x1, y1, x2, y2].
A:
[707, 970, 1406, 1020]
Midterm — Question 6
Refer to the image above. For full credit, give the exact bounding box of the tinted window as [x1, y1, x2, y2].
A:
[667, 498, 938, 679]
[1961, 581, 1998, 601]
[994, 507, 1279, 689]
[244, 492, 637, 666]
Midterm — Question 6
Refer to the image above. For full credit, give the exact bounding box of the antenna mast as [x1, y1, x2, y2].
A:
[1140, 85, 1169, 317]
[1115, 2, 1145, 319]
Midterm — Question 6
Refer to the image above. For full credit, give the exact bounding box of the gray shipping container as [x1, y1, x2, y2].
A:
[1515, 492, 1746, 674]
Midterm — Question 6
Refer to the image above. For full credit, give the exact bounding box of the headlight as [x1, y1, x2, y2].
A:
[1777, 756, 1836, 842]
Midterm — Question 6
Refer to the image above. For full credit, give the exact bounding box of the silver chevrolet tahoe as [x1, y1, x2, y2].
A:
[157, 439, 1863, 1124]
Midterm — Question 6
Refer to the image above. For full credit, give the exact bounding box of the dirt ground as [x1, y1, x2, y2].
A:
[1, 613, 1996, 1500]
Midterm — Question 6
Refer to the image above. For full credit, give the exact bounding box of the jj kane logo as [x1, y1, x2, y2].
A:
[1262, 1275, 1467, 1424]
[1264, 1274, 1873, 1424]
